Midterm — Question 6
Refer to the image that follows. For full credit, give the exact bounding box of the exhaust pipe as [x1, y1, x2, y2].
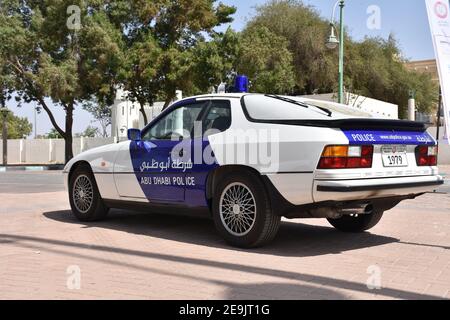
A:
[306, 204, 374, 219]
[339, 204, 373, 216]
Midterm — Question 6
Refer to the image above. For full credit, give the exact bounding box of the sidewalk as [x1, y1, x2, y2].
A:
[0, 164, 64, 172]
[1, 172, 450, 300]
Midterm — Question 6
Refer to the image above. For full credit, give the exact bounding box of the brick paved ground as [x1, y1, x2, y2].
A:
[0, 168, 449, 300]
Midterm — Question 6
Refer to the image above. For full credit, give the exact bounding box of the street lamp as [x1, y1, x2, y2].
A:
[326, 24, 339, 50]
[327, 0, 345, 104]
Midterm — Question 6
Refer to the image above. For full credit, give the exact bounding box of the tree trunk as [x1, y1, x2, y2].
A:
[2, 110, 7, 166]
[139, 101, 148, 126]
[101, 123, 108, 138]
[162, 95, 173, 111]
[64, 133, 73, 164]
[64, 104, 74, 163]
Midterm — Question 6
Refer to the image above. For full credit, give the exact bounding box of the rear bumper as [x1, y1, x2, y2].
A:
[313, 175, 444, 202]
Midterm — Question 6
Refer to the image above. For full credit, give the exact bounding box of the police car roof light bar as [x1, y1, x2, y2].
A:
[234, 75, 249, 93]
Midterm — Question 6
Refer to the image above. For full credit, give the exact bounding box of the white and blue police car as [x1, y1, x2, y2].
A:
[64, 88, 444, 248]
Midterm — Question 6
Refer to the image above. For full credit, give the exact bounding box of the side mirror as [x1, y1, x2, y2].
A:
[127, 129, 141, 141]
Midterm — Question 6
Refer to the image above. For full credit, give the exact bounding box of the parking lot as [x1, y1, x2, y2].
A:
[0, 168, 449, 300]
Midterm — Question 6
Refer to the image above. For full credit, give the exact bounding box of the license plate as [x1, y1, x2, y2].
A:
[381, 145, 408, 167]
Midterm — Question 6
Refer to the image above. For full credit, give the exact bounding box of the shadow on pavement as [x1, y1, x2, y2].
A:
[222, 282, 348, 300]
[399, 241, 450, 251]
[0, 231, 441, 300]
[43, 209, 399, 258]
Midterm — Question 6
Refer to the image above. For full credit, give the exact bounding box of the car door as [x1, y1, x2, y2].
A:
[184, 100, 232, 207]
[121, 101, 206, 203]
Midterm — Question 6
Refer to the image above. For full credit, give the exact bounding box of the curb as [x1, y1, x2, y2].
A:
[0, 165, 65, 172]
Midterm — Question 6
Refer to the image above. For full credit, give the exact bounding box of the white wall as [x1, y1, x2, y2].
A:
[300, 92, 399, 119]
[0, 137, 115, 165]
[346, 94, 399, 119]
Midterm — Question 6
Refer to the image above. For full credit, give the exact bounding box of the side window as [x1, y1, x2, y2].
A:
[202, 101, 232, 137]
[143, 104, 204, 141]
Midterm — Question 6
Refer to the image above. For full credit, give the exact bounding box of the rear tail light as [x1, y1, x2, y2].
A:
[416, 145, 438, 166]
[318, 145, 374, 169]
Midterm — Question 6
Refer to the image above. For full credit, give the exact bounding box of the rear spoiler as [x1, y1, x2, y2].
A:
[325, 119, 426, 132]
[251, 118, 427, 132]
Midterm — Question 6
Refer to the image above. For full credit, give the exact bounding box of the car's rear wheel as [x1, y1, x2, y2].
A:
[327, 210, 384, 233]
[212, 171, 281, 248]
[69, 164, 109, 222]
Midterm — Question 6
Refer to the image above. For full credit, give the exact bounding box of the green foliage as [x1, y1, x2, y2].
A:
[46, 128, 63, 139]
[83, 99, 112, 137]
[117, 0, 237, 122]
[0, 61, 13, 109]
[346, 36, 438, 117]
[75, 125, 99, 138]
[191, 28, 241, 94]
[244, 0, 438, 117]
[238, 26, 295, 94]
[0, 110, 33, 139]
[119, 31, 161, 124]
[0, 0, 124, 162]
[0, 0, 440, 153]
[245, 0, 339, 94]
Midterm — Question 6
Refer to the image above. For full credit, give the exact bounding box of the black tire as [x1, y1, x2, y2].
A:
[212, 170, 281, 248]
[69, 163, 109, 222]
[327, 210, 384, 233]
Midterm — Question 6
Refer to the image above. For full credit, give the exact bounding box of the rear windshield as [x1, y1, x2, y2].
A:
[242, 94, 371, 120]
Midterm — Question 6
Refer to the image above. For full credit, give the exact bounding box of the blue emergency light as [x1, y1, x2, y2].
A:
[234, 75, 249, 93]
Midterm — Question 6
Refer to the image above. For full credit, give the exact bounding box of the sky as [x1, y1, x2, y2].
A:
[5, 0, 437, 137]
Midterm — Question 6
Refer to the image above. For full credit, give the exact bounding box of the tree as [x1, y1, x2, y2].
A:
[238, 25, 295, 94]
[46, 128, 63, 139]
[191, 28, 241, 94]
[245, 0, 438, 117]
[0, 67, 12, 109]
[120, 32, 161, 125]
[0, 1, 123, 163]
[75, 125, 99, 138]
[0, 48, 14, 110]
[117, 0, 237, 122]
[345, 35, 438, 117]
[246, 0, 339, 95]
[83, 99, 112, 138]
[0, 111, 32, 139]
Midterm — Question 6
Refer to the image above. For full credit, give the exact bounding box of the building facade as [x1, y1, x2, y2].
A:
[111, 89, 182, 140]
[404, 59, 439, 84]
[405, 59, 440, 123]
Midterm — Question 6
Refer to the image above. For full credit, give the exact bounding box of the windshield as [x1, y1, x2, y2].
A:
[242, 94, 372, 121]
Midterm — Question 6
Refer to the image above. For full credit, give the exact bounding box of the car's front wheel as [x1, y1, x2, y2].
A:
[327, 210, 384, 233]
[212, 171, 281, 248]
[69, 164, 109, 222]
